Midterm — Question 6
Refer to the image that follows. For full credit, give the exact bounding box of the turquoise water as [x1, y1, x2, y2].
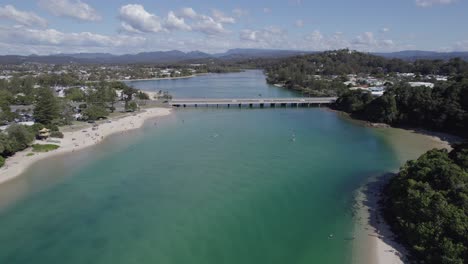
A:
[0, 72, 400, 264]
[126, 70, 299, 98]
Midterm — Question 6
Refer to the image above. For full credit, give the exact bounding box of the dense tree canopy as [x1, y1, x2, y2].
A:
[334, 78, 468, 137]
[383, 145, 468, 264]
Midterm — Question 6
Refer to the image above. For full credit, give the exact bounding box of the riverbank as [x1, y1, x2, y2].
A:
[120, 74, 202, 82]
[352, 124, 457, 264]
[0, 107, 171, 185]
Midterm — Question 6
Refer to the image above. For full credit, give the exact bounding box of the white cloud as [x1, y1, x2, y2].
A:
[263, 7, 272, 13]
[211, 9, 235, 24]
[239, 27, 288, 48]
[192, 15, 227, 35]
[295, 20, 304, 28]
[0, 25, 145, 49]
[0, 5, 47, 28]
[351, 32, 396, 51]
[38, 0, 101, 22]
[180, 7, 197, 19]
[119, 4, 163, 33]
[165, 11, 191, 31]
[178, 7, 230, 35]
[415, 0, 457, 7]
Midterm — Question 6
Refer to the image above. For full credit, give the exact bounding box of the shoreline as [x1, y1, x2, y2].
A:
[350, 119, 456, 264]
[0, 107, 171, 186]
[120, 73, 205, 82]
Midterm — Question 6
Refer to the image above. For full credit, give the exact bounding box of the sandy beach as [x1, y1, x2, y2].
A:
[352, 127, 456, 264]
[0, 107, 171, 185]
[120, 74, 200, 82]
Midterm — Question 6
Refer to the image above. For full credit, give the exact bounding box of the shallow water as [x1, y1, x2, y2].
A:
[0, 71, 408, 264]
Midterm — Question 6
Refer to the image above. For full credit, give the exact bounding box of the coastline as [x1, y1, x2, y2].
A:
[0, 107, 171, 186]
[351, 122, 456, 264]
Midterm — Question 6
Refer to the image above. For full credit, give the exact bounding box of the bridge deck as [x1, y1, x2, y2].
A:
[170, 97, 337, 107]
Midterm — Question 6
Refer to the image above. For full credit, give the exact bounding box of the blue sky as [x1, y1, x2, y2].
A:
[0, 0, 467, 55]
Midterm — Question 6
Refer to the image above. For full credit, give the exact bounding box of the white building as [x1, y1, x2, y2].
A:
[408, 82, 435, 88]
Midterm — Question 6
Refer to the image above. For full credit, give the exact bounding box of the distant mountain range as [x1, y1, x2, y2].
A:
[0, 49, 467, 65]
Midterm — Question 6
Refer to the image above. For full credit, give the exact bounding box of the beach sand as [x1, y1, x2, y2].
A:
[0, 107, 171, 185]
[352, 127, 456, 264]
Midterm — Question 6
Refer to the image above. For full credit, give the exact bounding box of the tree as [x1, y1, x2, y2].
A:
[125, 101, 138, 112]
[33, 87, 60, 125]
[384, 147, 468, 264]
[65, 87, 86, 102]
[83, 105, 108, 121]
[5, 124, 35, 153]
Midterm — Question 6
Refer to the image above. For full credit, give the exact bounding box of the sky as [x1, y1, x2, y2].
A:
[0, 0, 467, 55]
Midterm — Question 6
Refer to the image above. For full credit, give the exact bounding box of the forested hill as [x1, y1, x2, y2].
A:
[264, 49, 468, 97]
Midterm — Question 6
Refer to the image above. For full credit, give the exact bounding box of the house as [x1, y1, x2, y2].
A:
[408, 82, 434, 88]
[38, 128, 50, 139]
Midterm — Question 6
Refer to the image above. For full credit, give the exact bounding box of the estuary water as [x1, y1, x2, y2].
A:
[0, 70, 404, 263]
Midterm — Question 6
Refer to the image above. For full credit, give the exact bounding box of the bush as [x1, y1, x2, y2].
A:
[32, 144, 59, 152]
[50, 131, 64, 138]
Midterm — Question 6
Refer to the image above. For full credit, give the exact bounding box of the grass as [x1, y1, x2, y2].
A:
[26, 153, 34, 156]
[32, 144, 60, 153]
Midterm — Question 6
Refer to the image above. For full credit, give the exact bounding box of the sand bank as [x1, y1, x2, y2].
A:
[0, 108, 171, 185]
[352, 126, 457, 264]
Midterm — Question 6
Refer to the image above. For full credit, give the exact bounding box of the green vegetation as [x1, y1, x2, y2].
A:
[383, 144, 468, 264]
[0, 124, 36, 167]
[264, 49, 468, 97]
[0, 156, 4, 167]
[32, 144, 59, 152]
[50, 131, 64, 138]
[334, 78, 468, 137]
[82, 105, 108, 121]
[26, 153, 34, 157]
[125, 101, 138, 112]
[33, 87, 60, 125]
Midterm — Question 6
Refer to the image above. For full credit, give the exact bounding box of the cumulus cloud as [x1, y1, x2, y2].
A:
[239, 27, 288, 48]
[38, 0, 101, 21]
[119, 4, 163, 33]
[0, 5, 47, 28]
[192, 15, 227, 35]
[178, 7, 230, 35]
[351, 32, 396, 51]
[164, 11, 191, 31]
[301, 30, 399, 51]
[180, 7, 198, 19]
[0, 25, 145, 49]
[415, 0, 457, 7]
[211, 9, 235, 24]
